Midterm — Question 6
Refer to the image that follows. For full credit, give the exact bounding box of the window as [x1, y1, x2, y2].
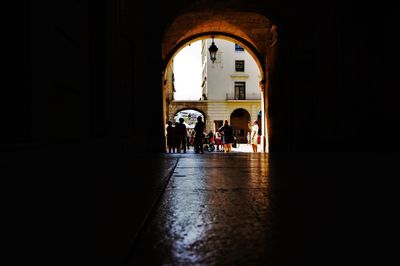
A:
[234, 82, 246, 100]
[235, 43, 244, 51]
[235, 60, 245, 72]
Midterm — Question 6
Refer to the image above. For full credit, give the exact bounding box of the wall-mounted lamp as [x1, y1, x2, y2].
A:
[208, 36, 218, 63]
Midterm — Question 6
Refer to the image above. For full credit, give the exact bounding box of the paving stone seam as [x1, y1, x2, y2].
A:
[124, 155, 181, 265]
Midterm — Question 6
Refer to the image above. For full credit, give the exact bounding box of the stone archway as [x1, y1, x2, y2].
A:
[230, 108, 251, 143]
[168, 103, 208, 124]
[162, 9, 277, 152]
[162, 11, 273, 72]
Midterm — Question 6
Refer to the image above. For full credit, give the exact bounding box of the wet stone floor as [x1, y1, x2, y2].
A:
[9, 147, 395, 266]
[129, 153, 275, 265]
[127, 152, 393, 266]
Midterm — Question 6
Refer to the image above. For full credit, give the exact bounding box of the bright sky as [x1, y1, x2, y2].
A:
[173, 41, 202, 100]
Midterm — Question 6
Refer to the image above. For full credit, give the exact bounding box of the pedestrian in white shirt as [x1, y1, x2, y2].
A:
[251, 120, 259, 152]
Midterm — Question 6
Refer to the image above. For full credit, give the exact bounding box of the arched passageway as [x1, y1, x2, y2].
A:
[168, 105, 208, 125]
[173, 109, 206, 128]
[162, 11, 277, 152]
[230, 108, 251, 143]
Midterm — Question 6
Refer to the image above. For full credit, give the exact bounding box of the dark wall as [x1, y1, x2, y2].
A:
[267, 1, 399, 151]
[10, 0, 400, 151]
[6, 1, 153, 152]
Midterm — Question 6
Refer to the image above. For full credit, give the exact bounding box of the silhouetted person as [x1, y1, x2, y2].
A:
[166, 121, 176, 153]
[175, 118, 187, 153]
[194, 116, 205, 153]
[218, 120, 234, 152]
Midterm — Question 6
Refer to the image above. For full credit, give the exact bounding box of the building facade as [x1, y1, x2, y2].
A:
[200, 39, 262, 143]
[166, 39, 262, 143]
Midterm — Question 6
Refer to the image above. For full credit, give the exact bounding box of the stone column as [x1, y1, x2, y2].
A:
[259, 80, 267, 152]
[261, 25, 277, 152]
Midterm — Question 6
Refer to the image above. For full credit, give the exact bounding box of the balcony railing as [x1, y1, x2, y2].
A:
[226, 92, 261, 100]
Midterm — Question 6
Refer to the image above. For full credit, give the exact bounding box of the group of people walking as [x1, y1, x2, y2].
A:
[166, 116, 206, 153]
[166, 118, 260, 153]
[166, 118, 186, 153]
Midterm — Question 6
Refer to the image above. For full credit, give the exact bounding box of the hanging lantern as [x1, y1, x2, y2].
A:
[208, 36, 218, 63]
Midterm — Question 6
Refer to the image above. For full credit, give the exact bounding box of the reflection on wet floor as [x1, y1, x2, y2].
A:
[128, 152, 396, 265]
[129, 153, 272, 265]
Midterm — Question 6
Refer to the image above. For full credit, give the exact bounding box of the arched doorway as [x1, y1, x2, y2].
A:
[230, 108, 251, 143]
[173, 109, 205, 129]
[162, 10, 277, 152]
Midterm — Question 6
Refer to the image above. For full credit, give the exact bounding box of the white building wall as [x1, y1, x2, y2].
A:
[198, 39, 262, 136]
[203, 39, 261, 100]
[206, 100, 261, 131]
